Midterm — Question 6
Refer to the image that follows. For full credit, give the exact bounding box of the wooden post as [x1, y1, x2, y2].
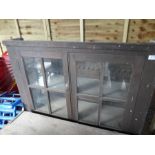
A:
[14, 19, 22, 38]
[122, 19, 130, 43]
[0, 43, 3, 56]
[80, 19, 85, 42]
[43, 19, 52, 40]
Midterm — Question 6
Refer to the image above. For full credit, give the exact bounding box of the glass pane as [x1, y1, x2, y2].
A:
[78, 100, 98, 125]
[102, 63, 132, 102]
[100, 101, 125, 130]
[44, 58, 65, 91]
[31, 88, 49, 113]
[77, 61, 100, 96]
[23, 57, 44, 86]
[49, 92, 67, 118]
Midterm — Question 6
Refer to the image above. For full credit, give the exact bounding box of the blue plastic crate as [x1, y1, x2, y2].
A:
[0, 92, 24, 129]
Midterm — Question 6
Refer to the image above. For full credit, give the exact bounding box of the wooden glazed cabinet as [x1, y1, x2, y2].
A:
[3, 40, 155, 134]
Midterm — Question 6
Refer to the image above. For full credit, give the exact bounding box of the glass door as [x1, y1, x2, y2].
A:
[19, 51, 72, 119]
[100, 62, 132, 129]
[70, 53, 144, 131]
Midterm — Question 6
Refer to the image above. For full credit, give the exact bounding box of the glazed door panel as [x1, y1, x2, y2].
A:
[70, 52, 144, 131]
[18, 50, 72, 119]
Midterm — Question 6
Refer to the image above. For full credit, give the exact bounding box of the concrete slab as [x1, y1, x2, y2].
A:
[0, 112, 125, 135]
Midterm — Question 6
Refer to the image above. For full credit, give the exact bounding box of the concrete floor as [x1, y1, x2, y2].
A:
[0, 112, 125, 135]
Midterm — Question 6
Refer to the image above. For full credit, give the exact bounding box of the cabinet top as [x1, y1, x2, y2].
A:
[3, 40, 155, 52]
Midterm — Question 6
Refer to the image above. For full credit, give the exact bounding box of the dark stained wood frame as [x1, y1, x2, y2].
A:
[3, 40, 155, 134]
[8, 47, 73, 119]
[69, 52, 145, 132]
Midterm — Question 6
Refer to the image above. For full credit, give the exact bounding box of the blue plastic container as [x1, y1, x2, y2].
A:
[0, 92, 24, 128]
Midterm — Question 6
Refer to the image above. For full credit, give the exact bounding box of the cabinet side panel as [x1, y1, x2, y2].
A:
[130, 61, 155, 134]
